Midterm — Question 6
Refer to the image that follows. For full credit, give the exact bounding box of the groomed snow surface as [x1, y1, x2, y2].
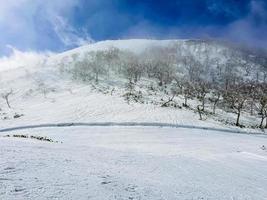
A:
[1, 126, 267, 200]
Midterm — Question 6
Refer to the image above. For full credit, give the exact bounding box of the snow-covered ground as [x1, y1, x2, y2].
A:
[0, 126, 267, 200]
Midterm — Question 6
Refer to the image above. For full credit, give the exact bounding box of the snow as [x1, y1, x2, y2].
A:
[56, 39, 180, 57]
[0, 126, 267, 199]
[0, 39, 264, 132]
[0, 39, 266, 199]
[0, 80, 262, 133]
[0, 53, 263, 133]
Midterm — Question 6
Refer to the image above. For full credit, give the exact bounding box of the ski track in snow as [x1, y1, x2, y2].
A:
[0, 122, 265, 135]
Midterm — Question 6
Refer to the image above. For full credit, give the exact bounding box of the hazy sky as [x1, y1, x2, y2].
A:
[0, 0, 266, 55]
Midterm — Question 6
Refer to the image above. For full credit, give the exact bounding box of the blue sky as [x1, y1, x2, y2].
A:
[0, 0, 266, 55]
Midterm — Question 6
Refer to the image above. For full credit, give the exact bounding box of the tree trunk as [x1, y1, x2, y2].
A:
[260, 116, 264, 129]
[250, 101, 254, 115]
[184, 95, 188, 107]
[236, 111, 241, 126]
[159, 74, 164, 86]
[134, 73, 138, 83]
[202, 98, 205, 111]
[95, 73, 99, 83]
[5, 97, 11, 108]
[197, 105, 203, 120]
[159, 79, 163, 86]
[213, 102, 217, 114]
[225, 79, 229, 91]
[161, 94, 175, 107]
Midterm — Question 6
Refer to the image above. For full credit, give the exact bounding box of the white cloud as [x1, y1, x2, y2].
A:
[0, 46, 52, 72]
[0, 0, 95, 71]
[0, 0, 93, 53]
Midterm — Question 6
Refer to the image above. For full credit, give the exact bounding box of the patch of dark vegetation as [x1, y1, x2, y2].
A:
[10, 134, 28, 138]
[4, 134, 60, 143]
[101, 181, 112, 185]
[4, 167, 15, 171]
[13, 113, 24, 119]
[123, 91, 144, 104]
[160, 95, 182, 109]
[30, 135, 56, 142]
[12, 187, 26, 193]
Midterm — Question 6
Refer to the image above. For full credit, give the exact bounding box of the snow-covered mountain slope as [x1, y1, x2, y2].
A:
[0, 77, 225, 130]
[0, 40, 267, 200]
[53, 39, 265, 77]
[0, 39, 265, 132]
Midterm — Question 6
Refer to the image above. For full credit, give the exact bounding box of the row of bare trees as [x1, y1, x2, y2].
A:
[179, 80, 267, 128]
[66, 43, 267, 128]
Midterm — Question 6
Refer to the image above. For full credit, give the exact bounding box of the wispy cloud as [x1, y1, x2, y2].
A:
[52, 16, 93, 47]
[0, 0, 92, 55]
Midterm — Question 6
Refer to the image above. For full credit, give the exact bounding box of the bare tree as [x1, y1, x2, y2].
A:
[209, 88, 221, 114]
[195, 81, 210, 112]
[183, 55, 204, 83]
[73, 59, 93, 81]
[38, 82, 51, 98]
[245, 81, 258, 115]
[197, 105, 204, 120]
[259, 98, 267, 129]
[255, 84, 267, 128]
[2, 89, 13, 108]
[145, 46, 176, 86]
[121, 51, 143, 84]
[73, 51, 108, 83]
[181, 80, 194, 107]
[91, 51, 108, 83]
[224, 83, 248, 127]
[105, 47, 120, 75]
[222, 57, 240, 92]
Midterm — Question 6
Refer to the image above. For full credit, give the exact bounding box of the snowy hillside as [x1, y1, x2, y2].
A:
[0, 39, 266, 131]
[54, 39, 266, 82]
[0, 39, 267, 200]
